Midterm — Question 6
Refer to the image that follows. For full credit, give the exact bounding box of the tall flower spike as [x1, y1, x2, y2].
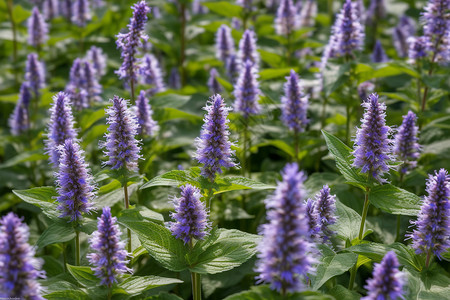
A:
[169, 67, 181, 89]
[394, 111, 420, 174]
[0, 213, 45, 299]
[226, 54, 238, 81]
[139, 54, 166, 95]
[237, 29, 260, 67]
[255, 163, 315, 293]
[27, 7, 48, 48]
[299, 0, 317, 28]
[60, 0, 73, 20]
[305, 198, 320, 241]
[314, 185, 337, 244]
[116, 1, 150, 87]
[216, 25, 235, 63]
[392, 15, 416, 58]
[352, 93, 392, 183]
[408, 36, 430, 62]
[88, 207, 131, 287]
[275, 0, 298, 36]
[9, 84, 31, 136]
[43, 0, 59, 20]
[66, 58, 88, 110]
[195, 94, 236, 182]
[25, 53, 46, 98]
[103, 96, 141, 173]
[135, 90, 159, 137]
[409, 169, 450, 259]
[281, 70, 308, 133]
[82, 60, 102, 105]
[45, 92, 78, 166]
[207, 68, 223, 94]
[86, 46, 107, 78]
[55, 139, 95, 221]
[233, 60, 261, 119]
[362, 251, 405, 300]
[421, 0, 450, 62]
[170, 184, 210, 244]
[72, 0, 91, 27]
[365, 0, 386, 25]
[371, 40, 389, 63]
[192, 0, 208, 14]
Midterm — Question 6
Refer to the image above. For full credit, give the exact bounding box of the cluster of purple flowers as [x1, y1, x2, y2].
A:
[216, 25, 235, 63]
[9, 83, 31, 136]
[274, 0, 298, 36]
[207, 68, 223, 94]
[25, 53, 46, 98]
[72, 0, 91, 27]
[135, 90, 159, 137]
[394, 111, 420, 174]
[86, 46, 107, 78]
[392, 15, 416, 58]
[28, 7, 48, 48]
[233, 60, 261, 118]
[371, 40, 389, 63]
[237, 30, 260, 67]
[66, 58, 102, 109]
[281, 70, 308, 133]
[139, 54, 166, 95]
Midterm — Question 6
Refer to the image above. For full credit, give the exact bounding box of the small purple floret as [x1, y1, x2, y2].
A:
[281, 70, 308, 133]
[233, 60, 261, 118]
[135, 90, 159, 137]
[394, 111, 420, 174]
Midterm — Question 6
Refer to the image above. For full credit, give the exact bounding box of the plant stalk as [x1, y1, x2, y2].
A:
[75, 230, 80, 266]
[124, 183, 132, 253]
[294, 130, 300, 165]
[346, 105, 351, 145]
[421, 38, 441, 112]
[189, 240, 201, 300]
[425, 249, 432, 269]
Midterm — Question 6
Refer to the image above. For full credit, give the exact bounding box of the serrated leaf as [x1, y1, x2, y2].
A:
[368, 184, 421, 216]
[328, 284, 361, 300]
[44, 289, 89, 300]
[13, 187, 59, 219]
[140, 168, 201, 190]
[37, 221, 75, 248]
[214, 176, 276, 195]
[66, 265, 99, 287]
[223, 285, 334, 300]
[118, 206, 164, 224]
[119, 220, 189, 272]
[322, 130, 368, 190]
[117, 276, 182, 295]
[322, 63, 350, 97]
[202, 2, 243, 18]
[333, 200, 362, 242]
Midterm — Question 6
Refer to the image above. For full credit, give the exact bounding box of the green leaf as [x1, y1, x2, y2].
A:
[119, 220, 189, 272]
[322, 63, 350, 97]
[223, 285, 334, 300]
[312, 246, 358, 290]
[118, 206, 164, 224]
[406, 266, 450, 299]
[189, 228, 260, 274]
[145, 292, 184, 300]
[79, 108, 106, 132]
[202, 2, 243, 18]
[259, 68, 298, 80]
[333, 200, 363, 242]
[37, 221, 75, 248]
[13, 187, 59, 219]
[44, 289, 89, 300]
[0, 150, 47, 169]
[321, 130, 368, 190]
[214, 176, 276, 195]
[328, 285, 361, 300]
[140, 168, 201, 190]
[251, 139, 295, 157]
[117, 276, 182, 295]
[66, 264, 100, 287]
[368, 184, 421, 216]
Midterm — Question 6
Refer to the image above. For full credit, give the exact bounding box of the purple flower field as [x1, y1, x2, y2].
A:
[0, 0, 449, 299]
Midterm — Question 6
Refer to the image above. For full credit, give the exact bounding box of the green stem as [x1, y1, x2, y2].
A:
[416, 62, 422, 106]
[124, 184, 132, 253]
[206, 187, 213, 212]
[75, 231, 80, 266]
[286, 31, 292, 66]
[294, 130, 299, 166]
[396, 173, 404, 242]
[189, 241, 201, 300]
[130, 79, 135, 104]
[348, 264, 357, 290]
[320, 96, 328, 130]
[425, 249, 432, 269]
[6, 0, 18, 84]
[345, 105, 351, 145]
[421, 38, 440, 112]
[180, 2, 187, 86]
[63, 242, 68, 272]
[242, 117, 250, 178]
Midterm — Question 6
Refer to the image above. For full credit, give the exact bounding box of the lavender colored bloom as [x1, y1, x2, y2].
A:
[195, 94, 236, 181]
[305, 198, 320, 241]
[9, 84, 31, 136]
[55, 139, 95, 221]
[275, 0, 298, 36]
[82, 60, 102, 104]
[72, 0, 91, 26]
[226, 54, 239, 81]
[421, 0, 450, 62]
[192, 0, 208, 14]
[86, 46, 107, 78]
[231, 17, 241, 30]
[366, 0, 386, 25]
[139, 54, 165, 95]
[216, 25, 235, 63]
[45, 92, 77, 166]
[314, 185, 337, 244]
[116, 1, 150, 87]
[362, 251, 405, 300]
[25, 53, 46, 98]
[299, 0, 317, 28]
[281, 70, 308, 133]
[135, 90, 159, 137]
[233, 60, 261, 118]
[207, 68, 223, 94]
[409, 169, 450, 259]
[170, 184, 210, 244]
[0, 213, 45, 299]
[237, 30, 260, 67]
[169, 67, 181, 89]
[355, 0, 366, 24]
[66, 58, 101, 108]
[28, 7, 48, 48]
[408, 36, 430, 62]
[392, 15, 416, 58]
[394, 111, 420, 174]
[352, 93, 392, 183]
[103, 96, 141, 173]
[43, 0, 59, 20]
[371, 40, 389, 63]
[88, 207, 131, 287]
[358, 81, 375, 101]
[59, 0, 73, 19]
[255, 163, 315, 293]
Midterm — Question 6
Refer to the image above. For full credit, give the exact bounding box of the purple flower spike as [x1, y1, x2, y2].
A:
[56, 139, 95, 222]
[45, 92, 78, 166]
[226, 54, 239, 81]
[88, 207, 131, 287]
[352, 93, 392, 183]
[371, 40, 389, 63]
[237, 30, 260, 67]
[170, 184, 210, 245]
[25, 53, 46, 98]
[305, 198, 320, 241]
[275, 0, 298, 36]
[103, 96, 141, 173]
[60, 0, 73, 20]
[314, 185, 337, 244]
[362, 251, 405, 300]
[299, 0, 318, 28]
[82, 60, 102, 104]
[28, 7, 48, 48]
[408, 36, 430, 62]
[0, 213, 45, 299]
[421, 0, 450, 62]
[66, 58, 102, 108]
[9, 84, 31, 136]
[255, 163, 315, 293]
[357, 81, 375, 101]
[116, 1, 150, 87]
[365, 0, 386, 25]
[169, 67, 181, 89]
[394, 111, 420, 174]
[139, 54, 165, 95]
[192, 0, 208, 14]
[195, 94, 237, 182]
[72, 0, 91, 27]
[86, 46, 107, 78]
[392, 15, 416, 58]
[233, 60, 261, 119]
[409, 169, 450, 259]
[135, 90, 159, 137]
[43, 0, 59, 20]
[216, 25, 235, 63]
[207, 68, 223, 94]
[281, 70, 308, 133]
